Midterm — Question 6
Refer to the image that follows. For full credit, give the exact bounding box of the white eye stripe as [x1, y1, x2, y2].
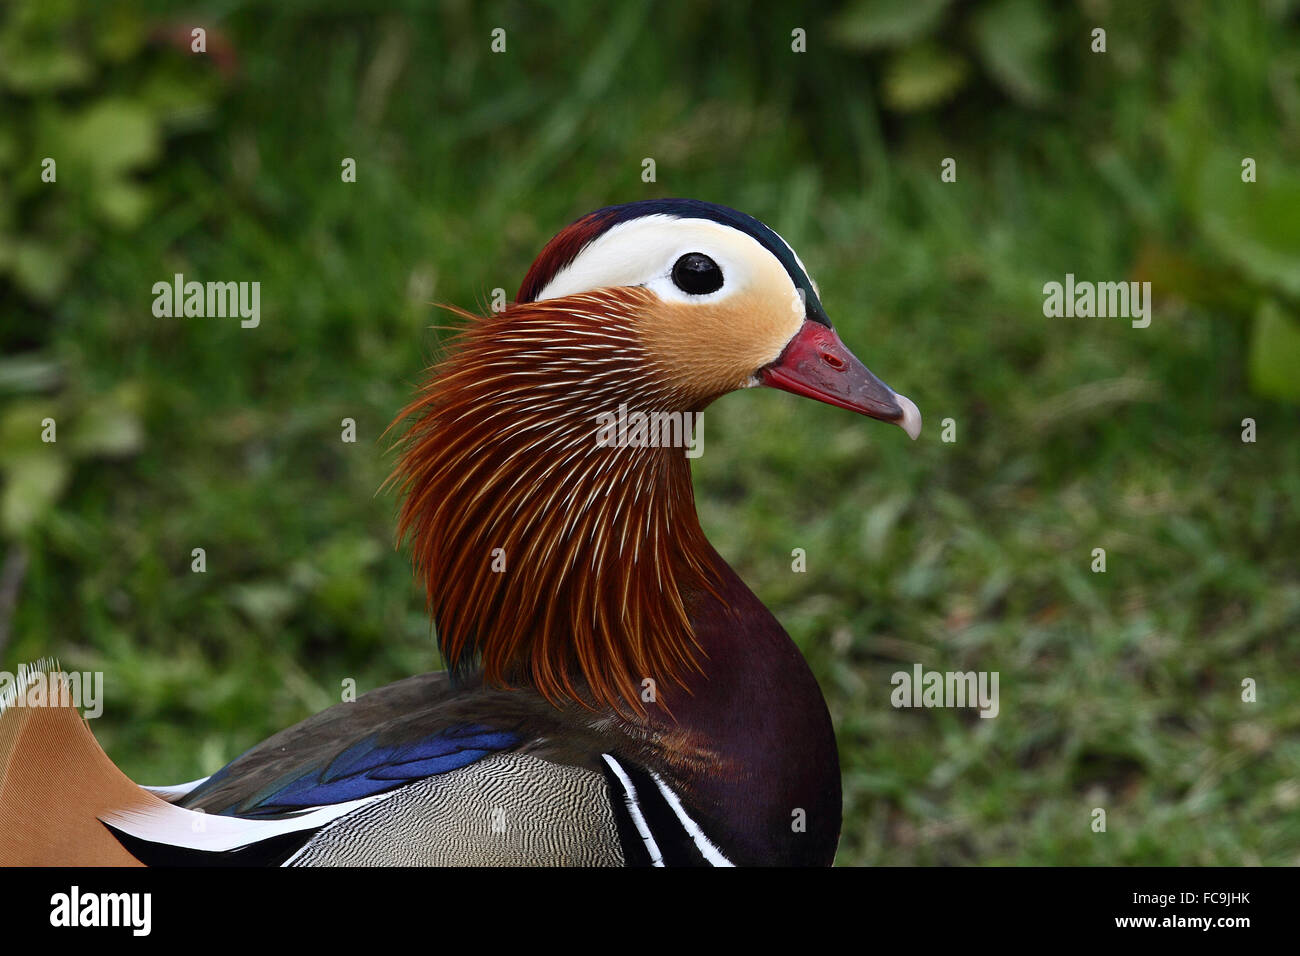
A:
[533, 216, 801, 307]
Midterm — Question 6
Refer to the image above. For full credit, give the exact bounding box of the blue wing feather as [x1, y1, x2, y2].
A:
[207, 724, 519, 816]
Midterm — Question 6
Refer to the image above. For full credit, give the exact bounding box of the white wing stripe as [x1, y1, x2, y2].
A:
[101, 791, 393, 854]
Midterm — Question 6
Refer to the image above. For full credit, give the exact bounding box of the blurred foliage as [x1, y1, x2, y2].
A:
[830, 0, 1300, 399]
[831, 0, 1059, 110]
[0, 380, 143, 535]
[1, 0, 1298, 865]
[0, 1, 221, 307]
[0, 2, 221, 534]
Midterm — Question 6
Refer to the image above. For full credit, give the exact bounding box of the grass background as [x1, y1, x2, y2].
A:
[2, 0, 1298, 864]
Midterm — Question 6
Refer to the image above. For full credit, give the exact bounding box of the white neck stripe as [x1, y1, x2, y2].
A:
[649, 770, 735, 867]
[601, 754, 665, 867]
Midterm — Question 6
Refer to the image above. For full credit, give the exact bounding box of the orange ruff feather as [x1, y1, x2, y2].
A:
[389, 289, 723, 715]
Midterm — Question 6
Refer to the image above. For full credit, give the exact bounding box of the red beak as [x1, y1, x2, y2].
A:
[759, 320, 921, 439]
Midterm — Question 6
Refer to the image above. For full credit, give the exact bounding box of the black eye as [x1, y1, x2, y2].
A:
[671, 253, 724, 295]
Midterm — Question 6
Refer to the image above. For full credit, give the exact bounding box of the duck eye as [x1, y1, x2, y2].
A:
[671, 253, 724, 295]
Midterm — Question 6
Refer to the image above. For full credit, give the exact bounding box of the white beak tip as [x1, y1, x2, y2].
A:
[895, 393, 922, 440]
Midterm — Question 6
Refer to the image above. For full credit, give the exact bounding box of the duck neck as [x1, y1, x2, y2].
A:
[646, 538, 842, 866]
[391, 298, 840, 863]
[392, 296, 723, 714]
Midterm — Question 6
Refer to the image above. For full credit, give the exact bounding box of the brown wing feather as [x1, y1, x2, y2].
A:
[0, 667, 161, 866]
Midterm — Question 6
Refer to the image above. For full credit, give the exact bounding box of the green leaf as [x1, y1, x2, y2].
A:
[1248, 300, 1300, 402]
[830, 0, 953, 51]
[94, 180, 151, 229]
[63, 99, 161, 176]
[882, 43, 969, 112]
[69, 385, 145, 459]
[11, 240, 71, 303]
[0, 400, 60, 459]
[1198, 156, 1300, 298]
[0, 45, 91, 92]
[95, 8, 148, 62]
[970, 0, 1056, 106]
[2, 451, 70, 536]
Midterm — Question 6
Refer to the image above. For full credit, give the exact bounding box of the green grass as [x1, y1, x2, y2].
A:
[3, 0, 1298, 864]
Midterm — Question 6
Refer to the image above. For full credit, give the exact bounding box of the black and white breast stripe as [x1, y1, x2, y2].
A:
[600, 754, 733, 867]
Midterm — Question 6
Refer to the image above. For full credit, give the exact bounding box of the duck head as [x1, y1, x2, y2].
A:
[517, 198, 921, 436]
[392, 199, 920, 715]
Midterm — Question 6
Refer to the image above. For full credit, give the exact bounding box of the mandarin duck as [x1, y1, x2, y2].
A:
[0, 199, 920, 867]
